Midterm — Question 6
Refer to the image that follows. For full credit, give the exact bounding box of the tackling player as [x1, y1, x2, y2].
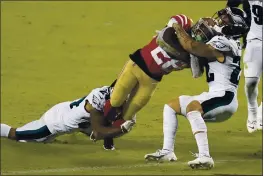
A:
[145, 7, 248, 169]
[243, 0, 263, 133]
[0, 86, 135, 143]
[105, 14, 193, 123]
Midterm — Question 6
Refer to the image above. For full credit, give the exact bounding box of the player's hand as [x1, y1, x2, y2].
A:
[120, 120, 135, 133]
[90, 131, 97, 142]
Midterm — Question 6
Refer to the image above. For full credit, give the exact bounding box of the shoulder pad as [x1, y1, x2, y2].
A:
[87, 86, 112, 112]
[207, 36, 242, 56]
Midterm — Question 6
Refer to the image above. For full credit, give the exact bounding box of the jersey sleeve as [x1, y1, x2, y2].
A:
[167, 14, 193, 30]
[87, 86, 111, 112]
[207, 36, 241, 57]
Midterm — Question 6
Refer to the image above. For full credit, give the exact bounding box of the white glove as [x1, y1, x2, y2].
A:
[120, 120, 135, 133]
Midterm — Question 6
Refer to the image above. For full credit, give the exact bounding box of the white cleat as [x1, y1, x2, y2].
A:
[188, 155, 214, 170]
[247, 120, 257, 133]
[18, 140, 27, 143]
[103, 145, 115, 151]
[144, 149, 177, 162]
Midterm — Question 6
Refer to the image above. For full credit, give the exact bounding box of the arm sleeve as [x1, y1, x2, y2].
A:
[243, 0, 251, 27]
[226, 0, 242, 7]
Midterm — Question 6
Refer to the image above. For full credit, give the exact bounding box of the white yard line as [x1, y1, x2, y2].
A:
[1, 159, 259, 175]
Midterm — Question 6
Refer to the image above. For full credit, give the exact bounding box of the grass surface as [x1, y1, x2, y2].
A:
[1, 1, 262, 175]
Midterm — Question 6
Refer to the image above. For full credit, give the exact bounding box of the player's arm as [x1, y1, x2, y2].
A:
[226, 0, 242, 7]
[172, 23, 225, 63]
[86, 103, 134, 140]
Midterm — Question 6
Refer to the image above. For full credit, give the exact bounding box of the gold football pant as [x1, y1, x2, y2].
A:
[110, 59, 158, 120]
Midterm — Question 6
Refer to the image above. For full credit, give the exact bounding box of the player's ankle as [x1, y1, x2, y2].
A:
[162, 148, 173, 153]
[1, 124, 11, 138]
[199, 152, 210, 158]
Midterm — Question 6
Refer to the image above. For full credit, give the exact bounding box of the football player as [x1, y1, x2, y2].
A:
[0, 86, 135, 143]
[102, 15, 193, 150]
[243, 0, 263, 133]
[105, 14, 193, 123]
[145, 7, 248, 169]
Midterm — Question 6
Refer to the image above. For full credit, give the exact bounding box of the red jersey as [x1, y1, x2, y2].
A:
[130, 14, 193, 81]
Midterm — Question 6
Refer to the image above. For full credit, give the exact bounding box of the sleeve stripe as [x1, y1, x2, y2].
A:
[175, 15, 184, 27]
[179, 14, 188, 25]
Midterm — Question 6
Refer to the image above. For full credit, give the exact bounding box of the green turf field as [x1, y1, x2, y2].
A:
[1, 1, 263, 175]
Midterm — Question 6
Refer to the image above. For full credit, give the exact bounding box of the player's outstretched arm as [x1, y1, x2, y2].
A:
[87, 103, 134, 140]
[172, 23, 225, 63]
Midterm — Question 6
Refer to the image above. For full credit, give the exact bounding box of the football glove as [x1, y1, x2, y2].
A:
[120, 120, 135, 133]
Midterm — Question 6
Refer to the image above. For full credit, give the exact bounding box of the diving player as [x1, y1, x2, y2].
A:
[1, 86, 135, 143]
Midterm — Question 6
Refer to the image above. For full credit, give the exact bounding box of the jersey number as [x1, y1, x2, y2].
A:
[151, 46, 178, 73]
[205, 63, 214, 82]
[230, 56, 241, 85]
[70, 96, 86, 109]
[205, 56, 241, 86]
[252, 5, 263, 25]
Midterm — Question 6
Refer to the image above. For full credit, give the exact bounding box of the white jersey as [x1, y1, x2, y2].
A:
[247, 0, 263, 41]
[205, 36, 242, 92]
[42, 86, 112, 134]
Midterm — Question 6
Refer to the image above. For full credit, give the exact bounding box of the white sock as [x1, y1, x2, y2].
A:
[245, 77, 260, 121]
[1, 124, 11, 137]
[162, 104, 177, 152]
[186, 111, 210, 157]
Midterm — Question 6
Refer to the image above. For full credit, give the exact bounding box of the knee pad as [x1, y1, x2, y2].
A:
[245, 77, 260, 88]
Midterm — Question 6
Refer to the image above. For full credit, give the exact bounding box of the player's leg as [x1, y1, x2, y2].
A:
[145, 94, 211, 164]
[257, 102, 263, 130]
[1, 119, 52, 142]
[185, 100, 210, 157]
[104, 60, 139, 149]
[186, 91, 237, 169]
[106, 60, 139, 120]
[1, 124, 14, 139]
[244, 40, 263, 133]
[103, 119, 115, 150]
[180, 92, 224, 169]
[121, 64, 158, 120]
[144, 98, 181, 162]
[184, 104, 213, 169]
[245, 77, 260, 132]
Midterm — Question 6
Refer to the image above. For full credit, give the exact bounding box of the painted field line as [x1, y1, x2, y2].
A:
[1, 159, 259, 175]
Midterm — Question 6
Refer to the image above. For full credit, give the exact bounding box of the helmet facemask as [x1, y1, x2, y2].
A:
[191, 18, 217, 43]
